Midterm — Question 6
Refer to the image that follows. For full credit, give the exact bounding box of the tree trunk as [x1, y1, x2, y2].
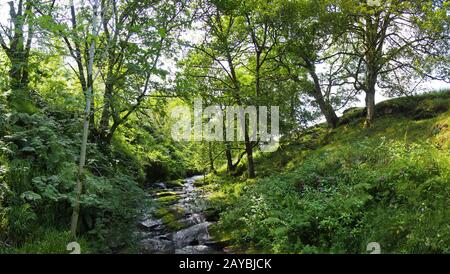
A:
[8, 55, 25, 91]
[364, 67, 378, 128]
[99, 5, 116, 141]
[99, 82, 113, 139]
[85, 49, 96, 131]
[308, 69, 339, 128]
[364, 89, 376, 128]
[71, 91, 91, 236]
[225, 142, 235, 172]
[225, 50, 256, 178]
[71, 0, 99, 237]
[363, 14, 382, 128]
[314, 92, 339, 128]
[245, 141, 255, 178]
[244, 124, 255, 178]
[208, 142, 216, 174]
[3, 1, 33, 109]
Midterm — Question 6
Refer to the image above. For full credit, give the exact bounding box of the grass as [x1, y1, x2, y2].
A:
[0, 228, 92, 254]
[206, 90, 450, 254]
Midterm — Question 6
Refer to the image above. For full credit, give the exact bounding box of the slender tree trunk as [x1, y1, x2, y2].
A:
[85, 49, 96, 131]
[255, 54, 261, 98]
[223, 113, 235, 172]
[225, 142, 235, 172]
[21, 23, 33, 87]
[99, 82, 113, 138]
[71, 91, 91, 236]
[244, 126, 255, 178]
[208, 142, 216, 174]
[99, 4, 116, 140]
[71, 0, 99, 237]
[3, 1, 33, 106]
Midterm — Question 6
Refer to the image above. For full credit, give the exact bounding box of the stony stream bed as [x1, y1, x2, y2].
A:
[137, 175, 225, 254]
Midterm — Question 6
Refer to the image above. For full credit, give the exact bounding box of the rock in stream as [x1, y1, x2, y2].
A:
[138, 175, 224, 254]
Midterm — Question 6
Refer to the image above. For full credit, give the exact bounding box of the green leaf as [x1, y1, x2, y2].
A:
[21, 191, 42, 201]
[20, 146, 36, 152]
[158, 28, 166, 38]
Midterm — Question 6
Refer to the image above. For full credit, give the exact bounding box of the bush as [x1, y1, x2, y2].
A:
[0, 109, 146, 251]
[83, 173, 145, 252]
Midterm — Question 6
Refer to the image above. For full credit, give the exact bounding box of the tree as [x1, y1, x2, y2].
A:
[57, 0, 101, 237]
[180, 0, 303, 177]
[275, 0, 358, 129]
[187, 0, 258, 178]
[0, 0, 55, 111]
[96, 0, 189, 144]
[339, 0, 449, 127]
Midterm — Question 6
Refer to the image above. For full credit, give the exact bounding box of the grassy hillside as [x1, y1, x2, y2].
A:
[205, 91, 450, 254]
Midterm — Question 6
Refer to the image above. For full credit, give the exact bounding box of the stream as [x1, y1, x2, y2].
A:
[136, 175, 225, 254]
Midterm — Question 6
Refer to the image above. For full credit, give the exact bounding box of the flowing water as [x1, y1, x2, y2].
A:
[136, 175, 225, 254]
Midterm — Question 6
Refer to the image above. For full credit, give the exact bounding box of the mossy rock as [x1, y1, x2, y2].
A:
[154, 205, 187, 231]
[165, 179, 185, 188]
[169, 205, 186, 218]
[161, 213, 185, 230]
[154, 208, 170, 219]
[208, 223, 232, 246]
[375, 97, 415, 116]
[154, 205, 186, 221]
[156, 191, 178, 197]
[155, 195, 180, 206]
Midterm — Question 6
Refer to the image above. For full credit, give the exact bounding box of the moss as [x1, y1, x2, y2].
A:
[169, 205, 186, 218]
[209, 223, 232, 243]
[153, 205, 187, 231]
[156, 191, 178, 197]
[431, 113, 450, 150]
[155, 206, 186, 230]
[155, 195, 180, 206]
[154, 207, 170, 219]
[161, 213, 185, 230]
[165, 179, 185, 188]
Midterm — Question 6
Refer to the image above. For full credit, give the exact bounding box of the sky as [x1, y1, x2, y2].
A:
[1, 0, 449, 110]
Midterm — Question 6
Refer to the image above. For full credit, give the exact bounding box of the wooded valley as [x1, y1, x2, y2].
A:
[0, 0, 449, 254]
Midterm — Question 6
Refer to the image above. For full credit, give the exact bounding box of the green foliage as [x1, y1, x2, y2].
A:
[3, 203, 37, 244]
[1, 0, 448, 255]
[0, 228, 91, 254]
[82, 173, 145, 252]
[0, 103, 147, 251]
[215, 106, 450, 253]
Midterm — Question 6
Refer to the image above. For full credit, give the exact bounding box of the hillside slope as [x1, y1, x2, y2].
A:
[206, 91, 450, 254]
